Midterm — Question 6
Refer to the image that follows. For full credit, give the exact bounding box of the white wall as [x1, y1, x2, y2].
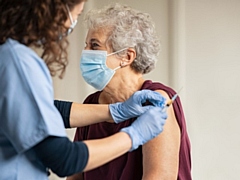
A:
[185, 0, 240, 179]
[51, 0, 240, 179]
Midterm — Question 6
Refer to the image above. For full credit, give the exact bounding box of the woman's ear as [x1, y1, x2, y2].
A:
[120, 48, 136, 67]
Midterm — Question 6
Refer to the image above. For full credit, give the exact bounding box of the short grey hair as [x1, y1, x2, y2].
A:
[84, 3, 161, 74]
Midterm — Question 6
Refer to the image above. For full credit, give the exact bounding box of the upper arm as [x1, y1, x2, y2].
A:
[142, 90, 180, 180]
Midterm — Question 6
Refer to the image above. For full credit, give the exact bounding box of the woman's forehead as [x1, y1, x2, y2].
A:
[86, 28, 109, 42]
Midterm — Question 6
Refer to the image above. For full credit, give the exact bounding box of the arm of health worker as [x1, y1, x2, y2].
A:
[55, 89, 166, 128]
[54, 100, 112, 128]
[33, 132, 132, 177]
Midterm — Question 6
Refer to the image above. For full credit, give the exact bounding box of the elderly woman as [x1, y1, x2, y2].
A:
[68, 3, 191, 180]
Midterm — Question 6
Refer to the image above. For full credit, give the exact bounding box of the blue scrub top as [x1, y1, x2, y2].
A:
[0, 39, 66, 180]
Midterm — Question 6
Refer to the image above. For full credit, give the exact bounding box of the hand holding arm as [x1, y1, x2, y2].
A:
[109, 90, 166, 123]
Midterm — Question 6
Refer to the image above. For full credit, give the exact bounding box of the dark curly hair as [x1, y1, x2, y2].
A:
[0, 0, 86, 78]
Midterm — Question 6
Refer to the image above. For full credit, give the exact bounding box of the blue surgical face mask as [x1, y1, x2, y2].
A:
[80, 48, 127, 90]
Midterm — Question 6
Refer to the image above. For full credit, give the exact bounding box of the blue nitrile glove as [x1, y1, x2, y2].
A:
[109, 90, 166, 123]
[120, 107, 167, 151]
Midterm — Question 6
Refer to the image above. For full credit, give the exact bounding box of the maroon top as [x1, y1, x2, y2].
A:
[74, 80, 192, 180]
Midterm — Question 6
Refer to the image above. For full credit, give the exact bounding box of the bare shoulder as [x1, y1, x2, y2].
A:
[154, 89, 171, 102]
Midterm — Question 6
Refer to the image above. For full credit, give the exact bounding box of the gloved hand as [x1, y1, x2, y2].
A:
[120, 107, 167, 151]
[109, 90, 166, 123]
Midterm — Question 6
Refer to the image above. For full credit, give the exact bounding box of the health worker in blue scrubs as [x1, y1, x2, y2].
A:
[0, 0, 167, 179]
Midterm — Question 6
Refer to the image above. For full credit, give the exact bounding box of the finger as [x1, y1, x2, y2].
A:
[146, 91, 166, 107]
[139, 90, 166, 103]
[149, 99, 166, 108]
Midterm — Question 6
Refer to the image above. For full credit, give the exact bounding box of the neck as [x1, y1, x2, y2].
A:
[99, 71, 145, 104]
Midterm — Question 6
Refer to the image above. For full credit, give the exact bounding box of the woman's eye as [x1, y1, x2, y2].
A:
[91, 43, 99, 49]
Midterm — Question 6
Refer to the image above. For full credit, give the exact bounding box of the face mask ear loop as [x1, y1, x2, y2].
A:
[107, 47, 129, 57]
[113, 66, 121, 71]
[66, 5, 74, 24]
[108, 48, 129, 71]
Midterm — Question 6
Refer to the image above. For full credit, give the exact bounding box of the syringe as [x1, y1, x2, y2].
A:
[162, 87, 183, 112]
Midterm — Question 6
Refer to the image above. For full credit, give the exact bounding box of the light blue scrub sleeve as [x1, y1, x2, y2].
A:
[0, 39, 66, 154]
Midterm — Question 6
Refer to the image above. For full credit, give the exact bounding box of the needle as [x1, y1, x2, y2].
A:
[166, 87, 183, 107]
[162, 87, 183, 111]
